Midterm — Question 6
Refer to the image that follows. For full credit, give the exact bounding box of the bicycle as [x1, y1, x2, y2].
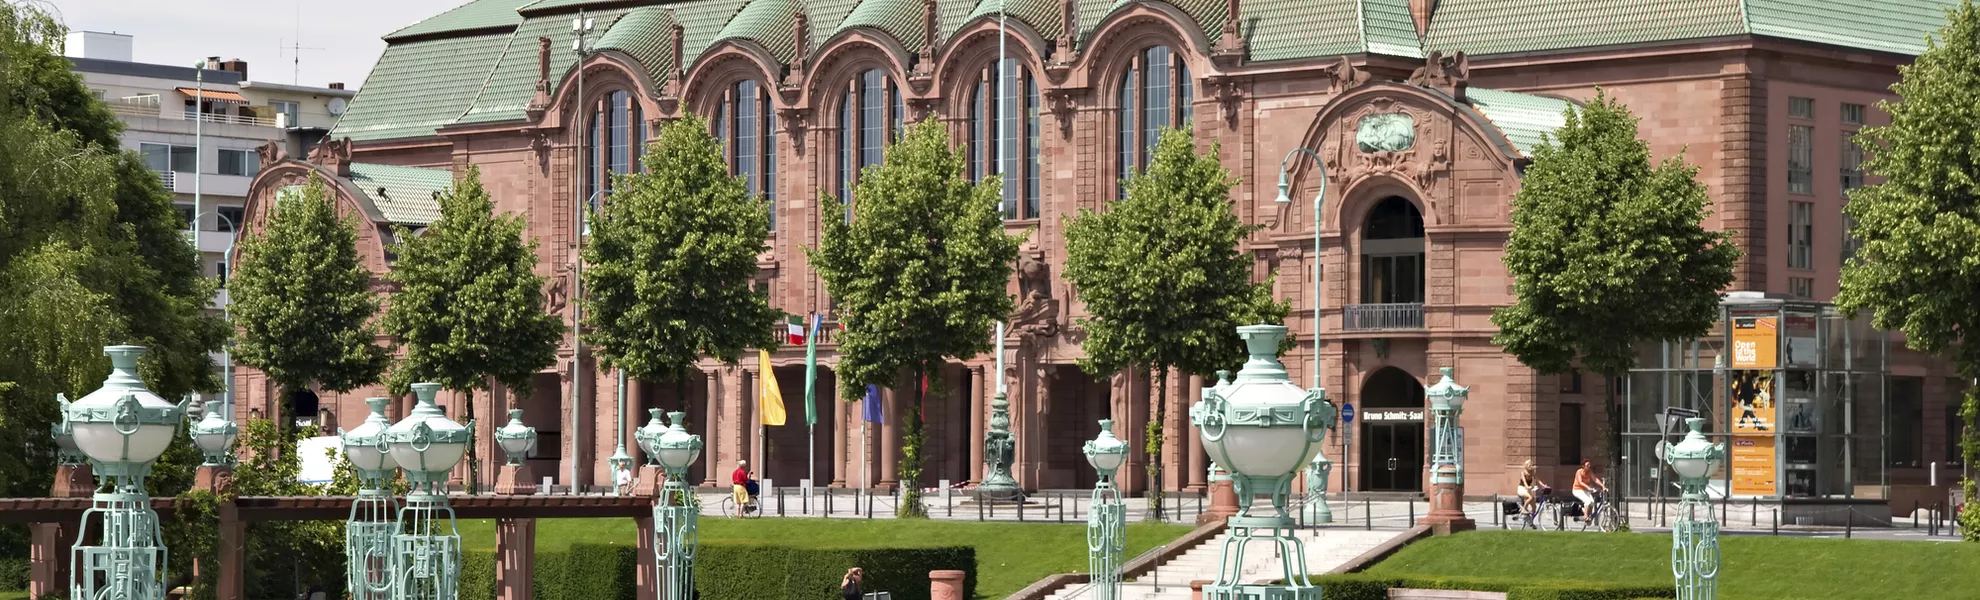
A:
[1520, 486, 1562, 530]
[1576, 490, 1620, 533]
[720, 492, 761, 518]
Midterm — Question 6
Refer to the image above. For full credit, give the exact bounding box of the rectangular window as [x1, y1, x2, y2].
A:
[1789, 96, 1815, 119]
[218, 149, 252, 176]
[1560, 403, 1584, 465]
[1788, 201, 1813, 270]
[1788, 125, 1813, 194]
[218, 206, 244, 232]
[1890, 377, 1923, 468]
[1950, 378, 1968, 465]
[1841, 102, 1865, 125]
[1561, 368, 1583, 394]
[141, 143, 171, 172]
[170, 145, 197, 173]
[765, 96, 778, 232]
[1788, 276, 1813, 299]
[1841, 135, 1864, 192]
[215, 261, 229, 284]
[270, 100, 300, 127]
[176, 204, 195, 229]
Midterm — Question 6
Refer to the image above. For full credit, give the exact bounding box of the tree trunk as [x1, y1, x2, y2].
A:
[1147, 367, 1168, 522]
[898, 371, 928, 518]
[464, 387, 481, 494]
[1603, 370, 1622, 529]
[1958, 364, 1980, 540]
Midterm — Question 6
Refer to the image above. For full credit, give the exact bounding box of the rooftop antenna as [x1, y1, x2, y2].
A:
[280, 2, 323, 84]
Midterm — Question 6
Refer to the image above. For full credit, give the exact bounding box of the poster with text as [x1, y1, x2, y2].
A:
[1730, 369, 1777, 433]
[1731, 316, 1779, 369]
[1730, 435, 1778, 496]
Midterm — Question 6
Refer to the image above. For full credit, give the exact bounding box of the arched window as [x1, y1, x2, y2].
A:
[837, 68, 901, 222]
[967, 58, 1042, 220]
[1115, 46, 1192, 198]
[584, 89, 646, 220]
[718, 79, 779, 231]
[1360, 196, 1425, 305]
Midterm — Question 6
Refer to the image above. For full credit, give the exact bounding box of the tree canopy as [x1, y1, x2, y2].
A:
[231, 174, 390, 400]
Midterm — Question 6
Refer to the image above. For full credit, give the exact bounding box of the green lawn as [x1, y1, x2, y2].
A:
[456, 517, 1193, 599]
[1362, 530, 1980, 599]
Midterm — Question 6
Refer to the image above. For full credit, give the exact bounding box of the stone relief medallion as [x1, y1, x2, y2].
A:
[1356, 112, 1416, 153]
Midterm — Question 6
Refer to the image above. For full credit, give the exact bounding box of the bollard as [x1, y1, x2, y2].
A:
[868, 492, 874, 519]
[1019, 497, 1026, 521]
[1408, 500, 1415, 527]
[1772, 508, 1779, 536]
[1750, 500, 1756, 527]
[1493, 495, 1501, 528]
[826, 488, 834, 517]
[778, 487, 785, 517]
[1915, 501, 1920, 529]
[1365, 498, 1372, 531]
[1846, 507, 1854, 539]
[1058, 493, 1065, 523]
[978, 496, 984, 521]
[947, 491, 953, 518]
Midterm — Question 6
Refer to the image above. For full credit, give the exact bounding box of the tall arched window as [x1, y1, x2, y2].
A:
[584, 89, 646, 219]
[719, 79, 779, 231]
[837, 68, 901, 222]
[1115, 46, 1192, 198]
[967, 58, 1042, 220]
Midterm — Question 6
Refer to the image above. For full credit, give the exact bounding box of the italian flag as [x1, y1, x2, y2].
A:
[786, 316, 805, 345]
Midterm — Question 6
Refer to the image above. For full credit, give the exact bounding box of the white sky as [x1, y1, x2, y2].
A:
[53, 0, 470, 89]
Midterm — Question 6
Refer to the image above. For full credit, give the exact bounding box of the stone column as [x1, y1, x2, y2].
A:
[1116, 370, 1147, 494]
[635, 516, 658, 600]
[1165, 369, 1186, 492]
[701, 371, 721, 486]
[879, 386, 900, 488]
[929, 570, 966, 600]
[28, 462, 89, 600]
[832, 384, 849, 487]
[218, 501, 246, 600]
[495, 519, 536, 600]
[970, 365, 987, 484]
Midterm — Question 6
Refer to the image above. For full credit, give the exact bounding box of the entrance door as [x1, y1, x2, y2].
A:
[1363, 422, 1424, 491]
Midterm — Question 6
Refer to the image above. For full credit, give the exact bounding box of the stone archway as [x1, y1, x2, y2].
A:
[1359, 367, 1425, 492]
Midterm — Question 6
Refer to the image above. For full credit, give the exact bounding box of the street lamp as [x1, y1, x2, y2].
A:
[342, 398, 400, 600]
[496, 408, 538, 466]
[1190, 325, 1332, 600]
[1664, 418, 1724, 600]
[1423, 367, 1474, 532]
[1082, 420, 1128, 600]
[387, 383, 469, 600]
[1273, 148, 1327, 391]
[642, 411, 702, 600]
[61, 345, 190, 600]
[189, 400, 238, 467]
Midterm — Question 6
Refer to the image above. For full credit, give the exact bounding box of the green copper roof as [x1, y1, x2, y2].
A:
[331, 32, 515, 141]
[459, 8, 635, 125]
[347, 163, 452, 224]
[1425, 0, 1745, 56]
[963, 0, 1063, 40]
[714, 0, 802, 62]
[520, 0, 631, 12]
[599, 7, 681, 82]
[1465, 88, 1575, 158]
[840, 0, 929, 49]
[1747, 0, 1954, 56]
[1246, 0, 1425, 61]
[805, 0, 865, 47]
[1359, 0, 1425, 57]
[385, 0, 531, 41]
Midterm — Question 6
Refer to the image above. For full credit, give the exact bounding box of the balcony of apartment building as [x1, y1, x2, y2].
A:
[1341, 197, 1427, 332]
[104, 91, 283, 138]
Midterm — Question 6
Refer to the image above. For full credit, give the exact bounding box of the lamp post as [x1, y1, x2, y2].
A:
[1190, 325, 1332, 600]
[1422, 367, 1474, 533]
[343, 398, 400, 600]
[1082, 420, 1128, 600]
[1276, 150, 1336, 516]
[60, 345, 190, 600]
[495, 408, 539, 494]
[1664, 418, 1724, 600]
[387, 383, 470, 600]
[193, 209, 239, 420]
[640, 411, 703, 600]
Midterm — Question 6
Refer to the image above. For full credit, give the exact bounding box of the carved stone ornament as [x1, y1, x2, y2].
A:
[255, 140, 287, 170]
[1356, 113, 1416, 153]
[1207, 75, 1244, 127]
[307, 137, 354, 177]
[1416, 138, 1449, 190]
[544, 271, 570, 315]
[1328, 56, 1370, 93]
[1406, 50, 1470, 100]
[776, 106, 809, 142]
[1044, 88, 1079, 137]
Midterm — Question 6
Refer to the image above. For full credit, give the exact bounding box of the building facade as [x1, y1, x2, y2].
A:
[238, 0, 1960, 499]
[68, 31, 356, 412]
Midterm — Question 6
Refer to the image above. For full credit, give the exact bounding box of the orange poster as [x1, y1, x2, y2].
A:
[1730, 370, 1776, 433]
[1730, 435, 1778, 496]
[1731, 316, 1778, 369]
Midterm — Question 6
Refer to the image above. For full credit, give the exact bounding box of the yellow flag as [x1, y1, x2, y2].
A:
[758, 349, 787, 426]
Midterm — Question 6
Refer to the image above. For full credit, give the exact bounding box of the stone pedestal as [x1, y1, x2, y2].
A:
[30, 463, 94, 599]
[635, 465, 667, 498]
[635, 517, 659, 600]
[218, 503, 246, 600]
[1199, 478, 1238, 524]
[929, 569, 966, 600]
[1422, 479, 1475, 535]
[497, 463, 535, 495]
[496, 519, 536, 600]
[1190, 580, 1211, 600]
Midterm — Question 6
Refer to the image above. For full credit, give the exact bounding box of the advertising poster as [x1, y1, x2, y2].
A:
[1784, 314, 1819, 368]
[1732, 435, 1779, 496]
[1730, 370, 1776, 433]
[1731, 316, 1779, 369]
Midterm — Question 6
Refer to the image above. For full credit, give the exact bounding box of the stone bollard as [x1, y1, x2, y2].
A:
[1190, 580, 1211, 600]
[929, 570, 967, 600]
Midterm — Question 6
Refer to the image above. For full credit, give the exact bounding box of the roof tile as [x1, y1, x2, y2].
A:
[329, 32, 515, 141]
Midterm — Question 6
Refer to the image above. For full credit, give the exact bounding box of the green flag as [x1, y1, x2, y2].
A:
[803, 312, 820, 426]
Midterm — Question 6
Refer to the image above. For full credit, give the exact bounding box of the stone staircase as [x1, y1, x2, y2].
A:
[1044, 528, 1402, 600]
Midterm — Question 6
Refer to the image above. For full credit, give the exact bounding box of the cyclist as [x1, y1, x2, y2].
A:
[1516, 460, 1547, 516]
[1571, 460, 1607, 522]
[731, 460, 758, 517]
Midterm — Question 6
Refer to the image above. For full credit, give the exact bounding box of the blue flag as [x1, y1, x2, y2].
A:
[862, 385, 883, 424]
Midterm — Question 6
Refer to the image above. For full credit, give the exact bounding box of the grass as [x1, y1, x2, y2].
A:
[1361, 530, 1980, 599]
[456, 517, 1194, 599]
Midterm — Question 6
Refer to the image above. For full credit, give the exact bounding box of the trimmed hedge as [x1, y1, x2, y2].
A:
[461, 543, 974, 600]
[1309, 574, 1674, 600]
[0, 557, 28, 590]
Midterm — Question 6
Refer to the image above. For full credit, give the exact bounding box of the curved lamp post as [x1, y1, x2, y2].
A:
[1423, 367, 1474, 532]
[1082, 420, 1128, 600]
[1190, 325, 1332, 600]
[387, 383, 470, 600]
[1664, 418, 1724, 600]
[642, 411, 703, 600]
[61, 345, 190, 600]
[343, 398, 400, 600]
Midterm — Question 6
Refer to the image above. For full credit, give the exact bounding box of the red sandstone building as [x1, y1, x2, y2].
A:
[237, 0, 1960, 502]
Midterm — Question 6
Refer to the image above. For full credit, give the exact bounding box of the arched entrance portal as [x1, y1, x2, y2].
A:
[1359, 367, 1425, 492]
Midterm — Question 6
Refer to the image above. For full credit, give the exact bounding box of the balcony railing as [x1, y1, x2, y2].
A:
[1342, 303, 1425, 331]
[772, 314, 841, 346]
[180, 110, 278, 127]
[157, 170, 175, 189]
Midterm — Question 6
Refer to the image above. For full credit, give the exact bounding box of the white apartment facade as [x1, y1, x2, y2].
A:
[66, 31, 356, 408]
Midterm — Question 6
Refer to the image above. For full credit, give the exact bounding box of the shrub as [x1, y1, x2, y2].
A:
[0, 556, 28, 590]
[456, 542, 974, 600]
[1306, 574, 1672, 600]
